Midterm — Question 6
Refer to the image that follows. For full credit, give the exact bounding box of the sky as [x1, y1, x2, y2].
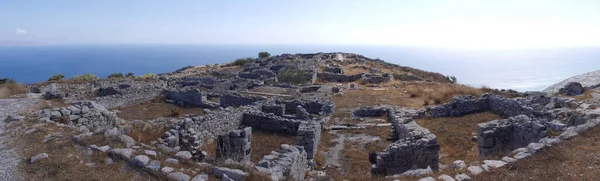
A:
[1, 0, 600, 49]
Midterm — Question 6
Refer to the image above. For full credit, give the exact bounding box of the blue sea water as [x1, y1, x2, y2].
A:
[1, 44, 599, 92]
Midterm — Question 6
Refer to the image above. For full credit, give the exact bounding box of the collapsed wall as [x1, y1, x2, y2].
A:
[216, 127, 252, 162]
[275, 99, 334, 115]
[477, 115, 548, 158]
[316, 73, 363, 83]
[92, 79, 168, 109]
[256, 144, 308, 181]
[39, 101, 121, 131]
[296, 122, 321, 160]
[369, 108, 439, 175]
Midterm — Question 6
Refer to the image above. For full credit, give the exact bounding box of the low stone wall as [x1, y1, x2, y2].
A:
[370, 120, 439, 175]
[157, 108, 243, 159]
[317, 72, 363, 82]
[256, 144, 308, 181]
[261, 103, 285, 116]
[323, 65, 343, 74]
[94, 91, 162, 109]
[39, 101, 120, 131]
[216, 127, 252, 162]
[477, 115, 548, 158]
[275, 99, 334, 116]
[296, 122, 321, 160]
[165, 87, 218, 108]
[426, 94, 556, 119]
[220, 92, 265, 108]
[241, 111, 302, 134]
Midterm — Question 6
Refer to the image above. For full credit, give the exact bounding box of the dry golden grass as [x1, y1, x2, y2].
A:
[415, 112, 502, 164]
[336, 139, 390, 181]
[405, 83, 484, 106]
[116, 102, 205, 121]
[250, 131, 297, 164]
[12, 119, 158, 180]
[126, 123, 168, 144]
[0, 83, 27, 98]
[571, 89, 596, 102]
[472, 125, 600, 181]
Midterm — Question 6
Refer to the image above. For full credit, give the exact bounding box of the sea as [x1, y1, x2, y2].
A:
[1, 44, 599, 92]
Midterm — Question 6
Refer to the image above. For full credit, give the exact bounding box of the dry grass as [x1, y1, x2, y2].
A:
[12, 119, 157, 180]
[571, 89, 596, 102]
[126, 123, 168, 144]
[405, 83, 484, 106]
[415, 112, 502, 164]
[250, 131, 297, 164]
[243, 170, 273, 181]
[116, 101, 205, 121]
[0, 83, 27, 98]
[336, 138, 390, 181]
[472, 125, 600, 181]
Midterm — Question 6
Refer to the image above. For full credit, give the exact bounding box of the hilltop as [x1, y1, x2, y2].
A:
[0, 52, 598, 181]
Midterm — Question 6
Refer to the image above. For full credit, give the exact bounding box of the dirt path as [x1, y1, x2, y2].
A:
[0, 94, 41, 181]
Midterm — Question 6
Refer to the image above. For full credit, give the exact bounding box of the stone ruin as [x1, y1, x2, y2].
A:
[38, 101, 121, 131]
[165, 87, 219, 108]
[216, 127, 252, 162]
[352, 106, 439, 175]
[256, 144, 308, 181]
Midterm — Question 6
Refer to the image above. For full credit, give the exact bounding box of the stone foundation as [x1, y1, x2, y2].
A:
[216, 127, 252, 162]
[296, 122, 321, 160]
[256, 144, 308, 181]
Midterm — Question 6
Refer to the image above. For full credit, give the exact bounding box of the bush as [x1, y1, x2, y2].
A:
[71, 73, 98, 81]
[0, 78, 16, 85]
[48, 74, 65, 81]
[278, 69, 312, 84]
[139, 73, 155, 79]
[125, 72, 135, 78]
[230, 57, 253, 66]
[258, 51, 271, 59]
[107, 73, 124, 79]
[171, 108, 182, 117]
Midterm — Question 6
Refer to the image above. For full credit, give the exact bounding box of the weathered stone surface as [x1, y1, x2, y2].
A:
[438, 174, 456, 181]
[168, 172, 191, 181]
[467, 166, 483, 175]
[161, 167, 174, 175]
[131, 155, 150, 167]
[483, 160, 506, 168]
[145, 160, 161, 171]
[213, 167, 248, 181]
[175, 151, 193, 160]
[452, 160, 466, 170]
[216, 128, 251, 162]
[108, 148, 133, 161]
[256, 144, 307, 181]
[455, 173, 471, 181]
[29, 153, 49, 163]
[419, 177, 435, 181]
[191, 174, 209, 181]
[296, 122, 321, 160]
[559, 82, 584, 96]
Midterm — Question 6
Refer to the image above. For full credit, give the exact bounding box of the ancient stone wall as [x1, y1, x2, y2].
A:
[165, 87, 218, 108]
[261, 103, 285, 116]
[94, 91, 162, 109]
[477, 115, 548, 158]
[38, 101, 120, 131]
[216, 127, 252, 162]
[316, 73, 363, 82]
[296, 122, 321, 160]
[220, 92, 265, 108]
[157, 108, 243, 159]
[275, 99, 334, 115]
[256, 144, 308, 181]
[241, 111, 302, 134]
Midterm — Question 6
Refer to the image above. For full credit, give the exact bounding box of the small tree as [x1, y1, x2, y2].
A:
[125, 72, 135, 78]
[48, 74, 65, 81]
[107, 73, 124, 79]
[258, 51, 271, 59]
[71, 73, 98, 81]
[447, 75, 457, 84]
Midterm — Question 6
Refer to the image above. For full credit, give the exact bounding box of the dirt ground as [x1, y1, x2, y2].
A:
[472, 125, 600, 181]
[115, 101, 206, 121]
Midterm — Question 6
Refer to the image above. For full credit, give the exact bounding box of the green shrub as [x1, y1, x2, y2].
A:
[230, 57, 253, 66]
[48, 74, 65, 81]
[125, 72, 135, 78]
[71, 73, 98, 81]
[140, 73, 155, 79]
[278, 69, 312, 84]
[107, 73, 124, 79]
[0, 78, 16, 85]
[258, 51, 271, 59]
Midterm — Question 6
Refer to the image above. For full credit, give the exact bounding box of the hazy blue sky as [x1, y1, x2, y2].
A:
[2, 0, 600, 49]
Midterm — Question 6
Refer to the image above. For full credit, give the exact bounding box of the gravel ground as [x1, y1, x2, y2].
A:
[0, 94, 40, 181]
[543, 70, 600, 94]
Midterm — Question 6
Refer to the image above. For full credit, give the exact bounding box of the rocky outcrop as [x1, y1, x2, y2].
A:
[477, 115, 548, 158]
[220, 92, 265, 108]
[559, 82, 584, 96]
